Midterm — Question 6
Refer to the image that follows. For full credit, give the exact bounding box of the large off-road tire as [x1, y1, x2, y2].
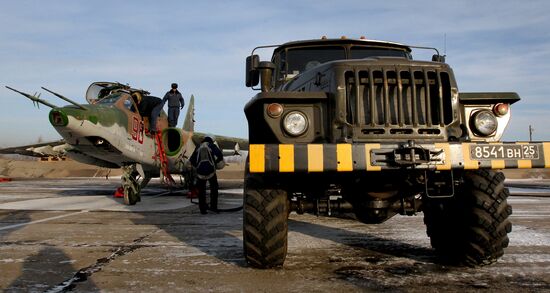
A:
[243, 176, 289, 268]
[423, 169, 512, 266]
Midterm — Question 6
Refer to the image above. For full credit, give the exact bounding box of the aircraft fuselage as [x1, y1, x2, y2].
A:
[48, 91, 191, 174]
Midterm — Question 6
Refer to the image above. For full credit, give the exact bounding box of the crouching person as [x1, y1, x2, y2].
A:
[190, 136, 224, 214]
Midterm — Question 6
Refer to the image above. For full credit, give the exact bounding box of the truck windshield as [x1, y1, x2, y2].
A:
[285, 46, 346, 76]
[350, 47, 410, 59]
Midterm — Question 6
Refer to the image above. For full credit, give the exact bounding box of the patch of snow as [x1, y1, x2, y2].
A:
[509, 225, 550, 246]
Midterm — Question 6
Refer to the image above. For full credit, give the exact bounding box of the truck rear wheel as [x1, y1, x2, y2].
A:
[423, 170, 512, 266]
[243, 175, 289, 268]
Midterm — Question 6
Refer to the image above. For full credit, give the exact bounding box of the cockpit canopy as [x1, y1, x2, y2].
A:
[85, 82, 149, 104]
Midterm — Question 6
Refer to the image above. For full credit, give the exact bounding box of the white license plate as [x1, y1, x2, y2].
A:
[470, 144, 539, 160]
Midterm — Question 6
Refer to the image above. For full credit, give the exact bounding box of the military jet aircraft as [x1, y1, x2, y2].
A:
[3, 82, 248, 205]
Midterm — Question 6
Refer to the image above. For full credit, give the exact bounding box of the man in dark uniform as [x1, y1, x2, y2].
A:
[190, 136, 224, 214]
[162, 83, 185, 127]
[132, 92, 164, 134]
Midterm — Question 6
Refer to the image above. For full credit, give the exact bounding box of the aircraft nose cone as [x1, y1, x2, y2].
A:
[49, 109, 68, 127]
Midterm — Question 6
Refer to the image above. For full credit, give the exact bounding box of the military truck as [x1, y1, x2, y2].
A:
[243, 36, 549, 269]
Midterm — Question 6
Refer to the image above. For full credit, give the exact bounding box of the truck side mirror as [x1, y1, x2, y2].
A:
[432, 54, 446, 63]
[246, 55, 260, 87]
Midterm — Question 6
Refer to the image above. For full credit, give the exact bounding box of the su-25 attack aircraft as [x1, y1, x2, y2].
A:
[4, 82, 248, 205]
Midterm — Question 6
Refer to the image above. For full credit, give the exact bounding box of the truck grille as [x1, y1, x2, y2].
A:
[345, 68, 453, 136]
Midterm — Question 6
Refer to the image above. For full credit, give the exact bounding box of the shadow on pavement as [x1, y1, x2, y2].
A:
[289, 218, 438, 264]
[0, 212, 99, 292]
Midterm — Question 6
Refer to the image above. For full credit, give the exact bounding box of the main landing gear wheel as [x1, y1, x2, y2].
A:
[121, 164, 141, 206]
[243, 175, 289, 269]
[423, 169, 512, 266]
[123, 185, 139, 206]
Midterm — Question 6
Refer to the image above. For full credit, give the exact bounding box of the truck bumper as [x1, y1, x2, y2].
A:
[249, 142, 550, 173]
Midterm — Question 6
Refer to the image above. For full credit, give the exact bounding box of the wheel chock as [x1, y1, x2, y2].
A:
[114, 186, 124, 198]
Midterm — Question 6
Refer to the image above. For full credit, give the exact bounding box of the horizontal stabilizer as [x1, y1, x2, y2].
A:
[222, 143, 241, 156]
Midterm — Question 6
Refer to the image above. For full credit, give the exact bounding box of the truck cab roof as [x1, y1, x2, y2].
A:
[274, 38, 412, 54]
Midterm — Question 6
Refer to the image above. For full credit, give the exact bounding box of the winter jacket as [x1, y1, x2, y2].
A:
[163, 90, 185, 108]
[138, 96, 162, 118]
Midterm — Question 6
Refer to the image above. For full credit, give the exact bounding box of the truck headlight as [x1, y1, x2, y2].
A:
[472, 110, 498, 136]
[283, 111, 308, 136]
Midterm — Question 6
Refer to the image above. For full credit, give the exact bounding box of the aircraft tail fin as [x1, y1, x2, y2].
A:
[182, 94, 195, 132]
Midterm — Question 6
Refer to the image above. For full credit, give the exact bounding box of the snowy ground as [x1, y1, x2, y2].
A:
[0, 178, 549, 292]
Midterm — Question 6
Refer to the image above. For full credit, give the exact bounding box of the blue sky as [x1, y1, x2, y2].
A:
[1, 0, 550, 146]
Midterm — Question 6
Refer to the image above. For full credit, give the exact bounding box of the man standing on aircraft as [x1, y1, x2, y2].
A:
[190, 136, 224, 214]
[162, 83, 185, 127]
[132, 92, 164, 134]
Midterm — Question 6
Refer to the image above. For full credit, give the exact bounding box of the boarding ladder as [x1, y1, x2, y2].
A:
[154, 131, 176, 186]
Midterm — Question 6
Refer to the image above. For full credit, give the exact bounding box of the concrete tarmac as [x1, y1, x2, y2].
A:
[0, 178, 549, 292]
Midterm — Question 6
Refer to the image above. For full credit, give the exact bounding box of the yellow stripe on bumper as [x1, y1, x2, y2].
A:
[249, 144, 265, 173]
[307, 144, 324, 172]
[279, 144, 294, 172]
[337, 144, 353, 171]
[491, 160, 506, 169]
[545, 142, 550, 168]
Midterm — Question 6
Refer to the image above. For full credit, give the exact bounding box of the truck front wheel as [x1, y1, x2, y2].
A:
[423, 170, 512, 266]
[243, 175, 289, 268]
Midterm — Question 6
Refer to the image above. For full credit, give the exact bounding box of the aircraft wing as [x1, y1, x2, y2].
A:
[192, 132, 249, 156]
[181, 95, 248, 155]
[0, 140, 71, 157]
